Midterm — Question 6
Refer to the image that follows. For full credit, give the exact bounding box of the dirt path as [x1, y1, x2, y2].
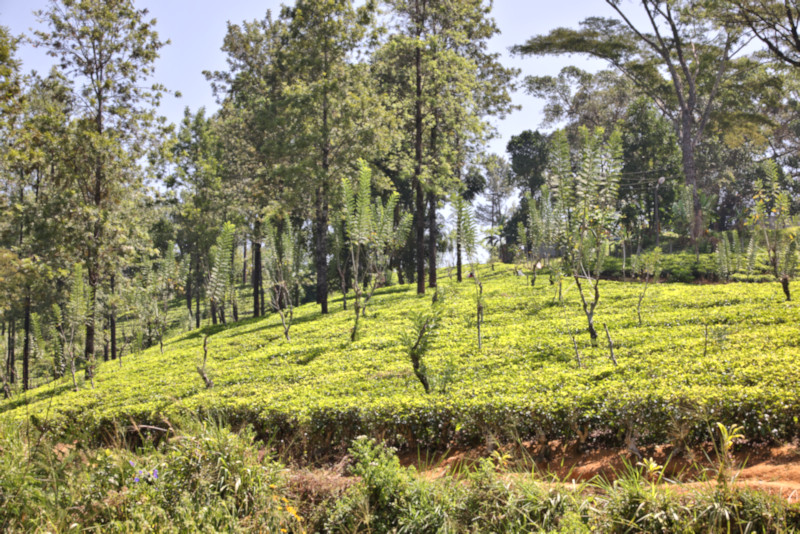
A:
[403, 442, 800, 502]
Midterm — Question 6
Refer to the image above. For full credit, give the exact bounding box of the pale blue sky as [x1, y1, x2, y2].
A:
[0, 0, 636, 156]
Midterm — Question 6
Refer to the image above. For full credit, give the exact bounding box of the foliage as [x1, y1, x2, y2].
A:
[2, 264, 799, 460]
[341, 160, 411, 341]
[4, 423, 799, 532]
[547, 126, 623, 343]
[748, 159, 799, 300]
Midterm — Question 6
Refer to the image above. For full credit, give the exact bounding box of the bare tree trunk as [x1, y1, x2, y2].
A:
[22, 296, 30, 391]
[195, 278, 201, 330]
[680, 129, 702, 256]
[210, 300, 218, 325]
[242, 241, 247, 285]
[252, 223, 262, 318]
[314, 184, 330, 314]
[428, 192, 437, 288]
[456, 239, 463, 282]
[110, 274, 117, 360]
[413, 0, 426, 296]
[8, 320, 15, 384]
[84, 263, 97, 383]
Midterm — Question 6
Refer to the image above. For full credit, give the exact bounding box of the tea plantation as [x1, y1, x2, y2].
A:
[2, 264, 798, 456]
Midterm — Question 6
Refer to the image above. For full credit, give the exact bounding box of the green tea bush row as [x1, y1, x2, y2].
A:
[3, 265, 799, 458]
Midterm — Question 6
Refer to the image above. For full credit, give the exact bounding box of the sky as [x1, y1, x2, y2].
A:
[0, 0, 629, 156]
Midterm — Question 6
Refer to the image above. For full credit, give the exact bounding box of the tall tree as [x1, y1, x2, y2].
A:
[281, 0, 386, 315]
[36, 0, 167, 380]
[377, 0, 515, 293]
[513, 0, 748, 245]
[206, 13, 291, 319]
[168, 108, 225, 328]
[475, 154, 513, 259]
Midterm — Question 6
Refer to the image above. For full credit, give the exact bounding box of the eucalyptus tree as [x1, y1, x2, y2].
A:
[514, 0, 751, 246]
[280, 0, 388, 315]
[376, 0, 515, 294]
[35, 0, 168, 379]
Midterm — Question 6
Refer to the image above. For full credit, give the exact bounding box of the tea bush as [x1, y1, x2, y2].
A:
[2, 263, 799, 457]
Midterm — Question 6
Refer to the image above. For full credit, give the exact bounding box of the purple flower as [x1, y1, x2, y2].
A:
[133, 477, 140, 483]
[129, 460, 135, 467]
[152, 468, 159, 480]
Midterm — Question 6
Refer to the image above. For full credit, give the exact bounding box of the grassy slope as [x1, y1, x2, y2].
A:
[2, 264, 799, 455]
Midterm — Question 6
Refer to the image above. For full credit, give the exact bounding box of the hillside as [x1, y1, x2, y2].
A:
[2, 264, 799, 457]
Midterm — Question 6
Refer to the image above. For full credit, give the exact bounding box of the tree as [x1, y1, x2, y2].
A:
[547, 127, 623, 344]
[0, 26, 22, 124]
[718, 0, 800, 67]
[207, 222, 236, 326]
[341, 160, 411, 341]
[514, 0, 750, 246]
[475, 155, 514, 262]
[169, 107, 225, 328]
[748, 159, 797, 301]
[524, 67, 635, 138]
[450, 190, 477, 282]
[205, 13, 290, 321]
[506, 130, 549, 198]
[376, 0, 515, 294]
[280, 0, 387, 316]
[36, 0, 167, 380]
[262, 220, 306, 341]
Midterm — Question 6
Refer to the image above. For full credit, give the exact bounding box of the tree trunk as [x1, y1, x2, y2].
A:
[242, 242, 248, 285]
[782, 275, 791, 301]
[456, 239, 463, 282]
[252, 225, 262, 318]
[314, 185, 330, 314]
[428, 192, 437, 288]
[210, 300, 218, 325]
[22, 295, 30, 391]
[680, 118, 703, 248]
[7, 320, 15, 384]
[84, 264, 97, 381]
[414, 0, 426, 296]
[110, 274, 117, 360]
[186, 261, 193, 313]
[195, 278, 201, 329]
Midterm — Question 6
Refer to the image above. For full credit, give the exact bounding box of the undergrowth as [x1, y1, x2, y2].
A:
[2, 421, 800, 533]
